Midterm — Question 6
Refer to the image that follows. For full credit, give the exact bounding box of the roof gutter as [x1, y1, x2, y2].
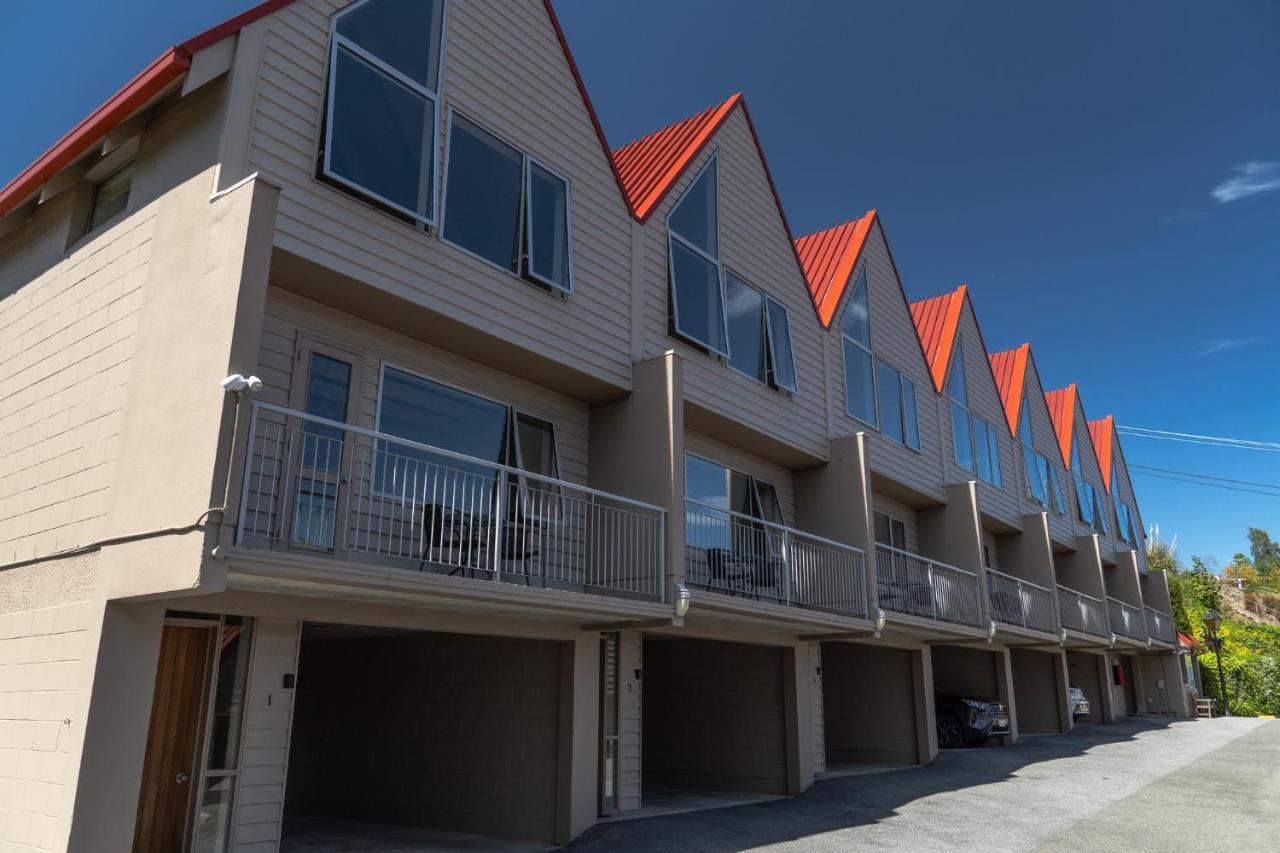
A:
[0, 46, 192, 218]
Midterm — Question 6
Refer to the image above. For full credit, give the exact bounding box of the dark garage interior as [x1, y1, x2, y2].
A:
[821, 642, 921, 765]
[1010, 648, 1065, 734]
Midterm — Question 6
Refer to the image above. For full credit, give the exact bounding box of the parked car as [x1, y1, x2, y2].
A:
[935, 693, 1010, 747]
[1069, 686, 1091, 720]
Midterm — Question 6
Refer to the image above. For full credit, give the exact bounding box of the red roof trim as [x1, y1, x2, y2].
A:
[988, 343, 1030, 436]
[0, 48, 189, 218]
[181, 0, 297, 53]
[908, 285, 967, 393]
[794, 211, 877, 328]
[1044, 384, 1078, 467]
[1089, 415, 1116, 492]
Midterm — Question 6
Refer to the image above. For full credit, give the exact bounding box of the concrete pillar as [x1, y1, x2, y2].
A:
[1098, 653, 1117, 722]
[795, 433, 875, 609]
[66, 602, 167, 853]
[994, 647, 1019, 744]
[590, 351, 684, 604]
[783, 642, 818, 794]
[1057, 535, 1107, 600]
[916, 646, 939, 763]
[557, 635, 600, 844]
[1054, 651, 1074, 732]
[997, 513, 1057, 590]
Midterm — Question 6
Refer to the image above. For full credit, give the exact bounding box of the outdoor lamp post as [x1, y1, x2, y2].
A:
[1203, 610, 1230, 717]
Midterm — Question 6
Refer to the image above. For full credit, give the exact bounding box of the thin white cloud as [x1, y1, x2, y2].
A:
[1211, 161, 1280, 203]
[1199, 337, 1265, 356]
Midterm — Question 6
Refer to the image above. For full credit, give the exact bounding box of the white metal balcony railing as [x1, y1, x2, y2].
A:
[875, 546, 983, 628]
[1057, 585, 1108, 637]
[236, 402, 666, 601]
[1144, 605, 1175, 644]
[987, 567, 1057, 634]
[1108, 596, 1147, 641]
[684, 500, 868, 619]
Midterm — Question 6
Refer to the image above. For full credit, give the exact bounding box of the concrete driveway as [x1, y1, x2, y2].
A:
[569, 717, 1280, 852]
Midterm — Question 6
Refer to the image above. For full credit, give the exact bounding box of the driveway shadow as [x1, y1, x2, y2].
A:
[567, 717, 1183, 852]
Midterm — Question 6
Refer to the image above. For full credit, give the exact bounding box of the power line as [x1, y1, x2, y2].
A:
[1128, 464, 1280, 491]
[1116, 430, 1280, 453]
[1118, 425, 1280, 451]
[1130, 468, 1280, 499]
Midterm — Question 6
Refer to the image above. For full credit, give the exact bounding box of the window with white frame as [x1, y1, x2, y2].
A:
[1070, 434, 1098, 528]
[725, 272, 797, 391]
[1019, 397, 1065, 513]
[841, 269, 877, 426]
[321, 0, 446, 226]
[442, 113, 573, 292]
[668, 157, 728, 354]
[876, 360, 920, 450]
[949, 340, 1001, 486]
[873, 511, 907, 550]
[684, 454, 784, 556]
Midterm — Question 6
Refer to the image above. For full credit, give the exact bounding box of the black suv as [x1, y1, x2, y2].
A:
[935, 693, 1010, 747]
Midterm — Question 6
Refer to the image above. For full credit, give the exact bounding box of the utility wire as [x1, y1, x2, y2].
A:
[1128, 464, 1280, 491]
[1116, 431, 1280, 453]
[1118, 425, 1280, 451]
[1130, 469, 1280, 499]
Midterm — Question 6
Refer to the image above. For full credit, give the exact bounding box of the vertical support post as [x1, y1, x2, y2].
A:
[782, 529, 793, 606]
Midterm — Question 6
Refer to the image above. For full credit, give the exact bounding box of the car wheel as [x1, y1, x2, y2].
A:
[937, 712, 964, 749]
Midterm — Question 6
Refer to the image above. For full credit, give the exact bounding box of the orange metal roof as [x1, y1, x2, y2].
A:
[988, 344, 1030, 436]
[1043, 385, 1079, 467]
[908, 285, 967, 392]
[611, 94, 741, 223]
[0, 0, 626, 220]
[1089, 415, 1116, 492]
[794, 212, 878, 328]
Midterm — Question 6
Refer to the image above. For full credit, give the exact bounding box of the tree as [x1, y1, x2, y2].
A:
[1247, 528, 1280, 590]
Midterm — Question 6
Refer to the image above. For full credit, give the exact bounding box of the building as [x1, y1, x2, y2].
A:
[0, 1, 1186, 850]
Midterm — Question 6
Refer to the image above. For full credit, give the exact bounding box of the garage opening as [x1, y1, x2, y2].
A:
[931, 645, 1010, 747]
[641, 637, 790, 797]
[1010, 649, 1065, 734]
[1066, 651, 1106, 724]
[281, 625, 564, 848]
[1121, 655, 1139, 715]
[822, 643, 920, 766]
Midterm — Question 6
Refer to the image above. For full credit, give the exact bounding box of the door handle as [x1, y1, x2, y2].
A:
[175, 772, 189, 785]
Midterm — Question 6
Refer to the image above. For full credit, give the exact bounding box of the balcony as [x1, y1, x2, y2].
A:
[1057, 585, 1108, 638]
[987, 568, 1057, 634]
[875, 546, 983, 629]
[1108, 596, 1147, 642]
[236, 402, 666, 601]
[1145, 606, 1175, 644]
[683, 500, 868, 619]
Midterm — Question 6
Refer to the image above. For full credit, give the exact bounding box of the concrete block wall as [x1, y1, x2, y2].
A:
[0, 572, 102, 853]
[0, 208, 155, 562]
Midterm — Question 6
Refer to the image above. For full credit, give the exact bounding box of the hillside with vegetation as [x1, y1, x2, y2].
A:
[1151, 526, 1280, 716]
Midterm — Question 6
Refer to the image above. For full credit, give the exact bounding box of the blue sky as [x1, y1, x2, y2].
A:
[3, 1, 1278, 567]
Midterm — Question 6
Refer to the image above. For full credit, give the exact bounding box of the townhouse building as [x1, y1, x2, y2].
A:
[0, 1, 1185, 850]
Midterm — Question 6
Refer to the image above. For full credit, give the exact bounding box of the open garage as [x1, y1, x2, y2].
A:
[931, 644, 1010, 746]
[281, 625, 566, 846]
[1010, 649, 1066, 734]
[1067, 650, 1107, 724]
[642, 637, 791, 795]
[821, 643, 922, 765]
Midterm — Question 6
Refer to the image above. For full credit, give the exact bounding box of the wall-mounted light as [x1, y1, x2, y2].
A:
[221, 373, 262, 393]
[1059, 628, 1069, 647]
[1108, 632, 1117, 648]
[874, 608, 886, 635]
[674, 582, 691, 618]
[987, 618, 998, 642]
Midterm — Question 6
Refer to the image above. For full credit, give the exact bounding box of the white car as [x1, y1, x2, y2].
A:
[1069, 686, 1090, 720]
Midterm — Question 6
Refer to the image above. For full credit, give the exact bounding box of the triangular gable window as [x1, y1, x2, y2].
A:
[949, 337, 1001, 486]
[668, 158, 729, 355]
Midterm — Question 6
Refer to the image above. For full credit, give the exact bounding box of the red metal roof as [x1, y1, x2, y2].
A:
[1044, 385, 1078, 467]
[1089, 415, 1116, 492]
[908, 285, 967, 393]
[1178, 631, 1199, 649]
[988, 344, 1030, 436]
[0, 0, 625, 221]
[612, 94, 740, 222]
[794, 212, 877, 328]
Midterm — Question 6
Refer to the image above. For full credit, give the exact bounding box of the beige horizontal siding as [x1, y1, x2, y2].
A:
[829, 222, 945, 503]
[249, 0, 634, 391]
[257, 288, 591, 488]
[639, 111, 829, 461]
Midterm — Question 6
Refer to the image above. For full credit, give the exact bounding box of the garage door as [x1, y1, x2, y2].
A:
[822, 643, 918, 764]
[932, 645, 999, 699]
[643, 638, 788, 794]
[1122, 656, 1139, 714]
[1067, 651, 1104, 724]
[286, 629, 562, 843]
[1010, 649, 1062, 734]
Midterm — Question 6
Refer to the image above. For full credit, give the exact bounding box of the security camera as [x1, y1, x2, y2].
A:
[221, 374, 264, 393]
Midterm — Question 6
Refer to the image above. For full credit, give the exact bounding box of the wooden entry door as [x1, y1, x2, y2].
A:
[134, 624, 213, 853]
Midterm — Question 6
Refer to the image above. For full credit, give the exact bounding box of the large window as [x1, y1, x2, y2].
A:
[725, 272, 797, 391]
[1070, 435, 1096, 527]
[374, 366, 560, 502]
[949, 340, 1001, 486]
[442, 113, 573, 292]
[86, 160, 134, 233]
[873, 511, 907, 550]
[842, 269, 876, 425]
[293, 353, 354, 547]
[1019, 397, 1066, 514]
[322, 0, 446, 226]
[876, 360, 920, 450]
[684, 454, 784, 553]
[668, 158, 728, 354]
